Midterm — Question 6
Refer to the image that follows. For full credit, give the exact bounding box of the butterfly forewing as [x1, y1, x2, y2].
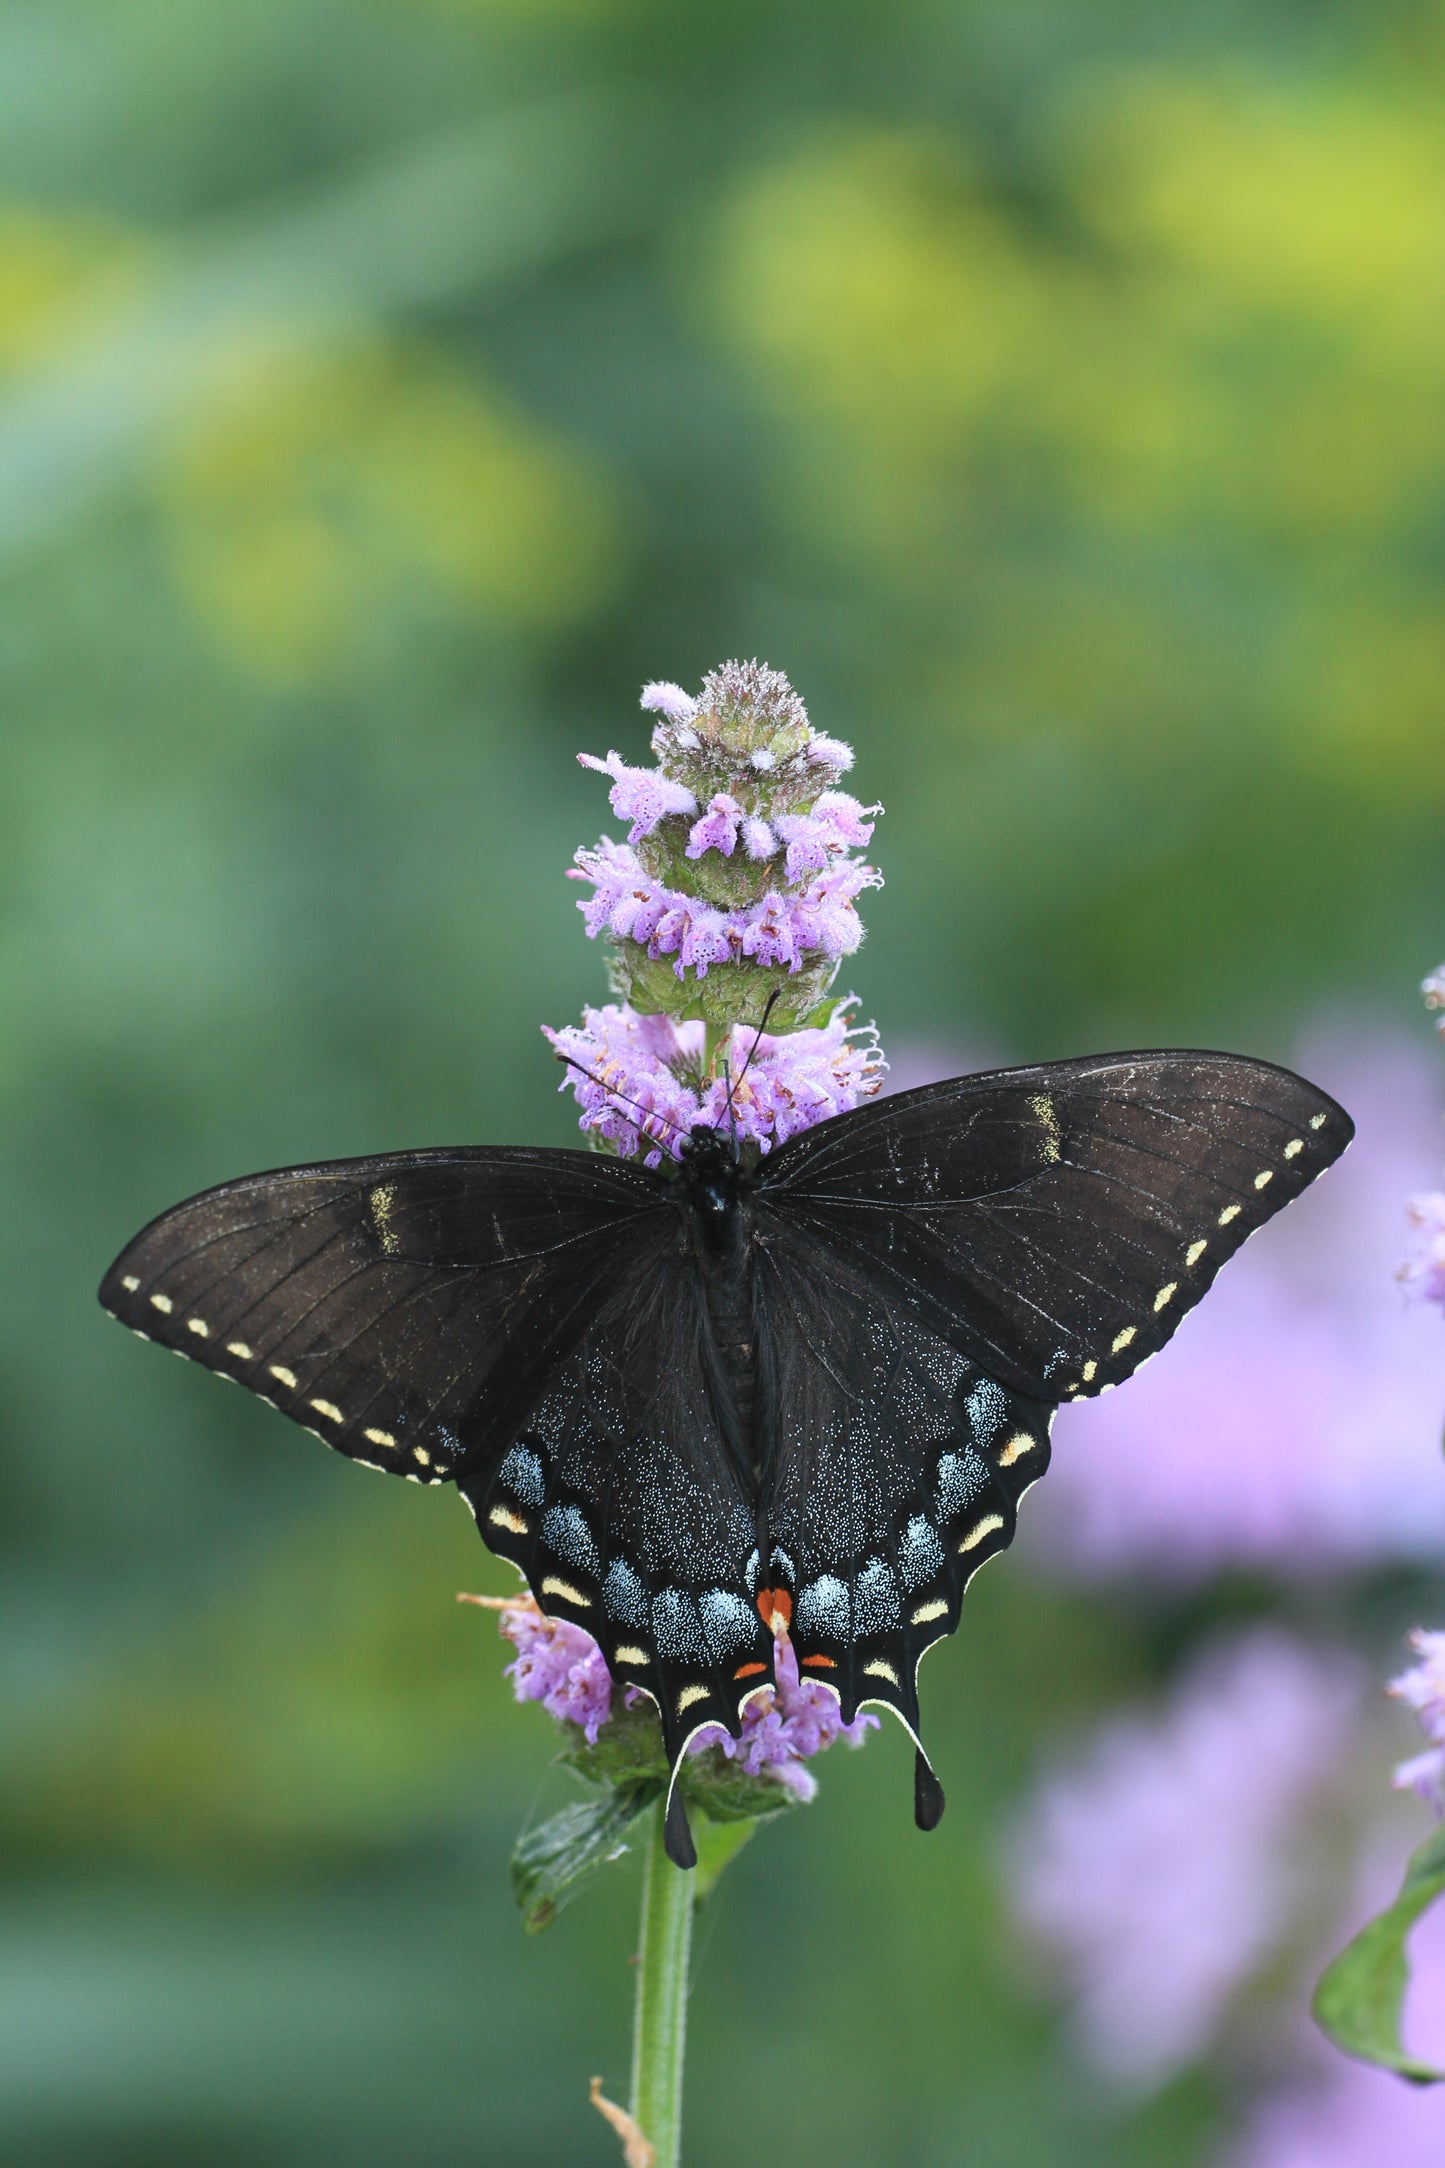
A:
[99, 1147, 671, 1484]
[762, 1052, 1352, 1402]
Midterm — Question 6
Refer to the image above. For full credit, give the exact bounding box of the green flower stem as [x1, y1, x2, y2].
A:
[701, 1016, 727, 1078]
[629, 1802, 693, 2167]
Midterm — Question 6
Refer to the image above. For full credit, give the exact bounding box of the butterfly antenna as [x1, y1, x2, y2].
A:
[722, 1055, 741, 1163]
[552, 1051, 688, 1146]
[721, 987, 784, 1142]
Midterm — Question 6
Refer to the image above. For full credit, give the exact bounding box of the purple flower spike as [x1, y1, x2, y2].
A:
[1389, 1628, 1445, 1812]
[1400, 1192, 1445, 1312]
[640, 680, 697, 722]
[577, 750, 696, 843]
[497, 1595, 615, 1746]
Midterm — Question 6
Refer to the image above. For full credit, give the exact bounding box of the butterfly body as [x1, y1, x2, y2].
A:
[668, 1125, 767, 1477]
[100, 1051, 1353, 1866]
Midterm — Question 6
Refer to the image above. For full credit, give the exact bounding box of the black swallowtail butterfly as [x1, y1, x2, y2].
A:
[99, 1051, 1351, 1867]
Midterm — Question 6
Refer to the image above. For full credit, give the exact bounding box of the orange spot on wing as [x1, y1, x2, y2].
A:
[757, 1588, 792, 1631]
[733, 1661, 768, 1679]
[800, 1654, 837, 1670]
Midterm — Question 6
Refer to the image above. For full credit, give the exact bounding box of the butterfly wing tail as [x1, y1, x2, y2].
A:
[663, 1768, 698, 1871]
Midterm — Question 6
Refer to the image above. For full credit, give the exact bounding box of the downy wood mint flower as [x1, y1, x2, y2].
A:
[509, 665, 889, 1894]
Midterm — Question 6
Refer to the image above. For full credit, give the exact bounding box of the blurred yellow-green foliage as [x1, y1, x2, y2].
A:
[2, 2, 1443, 2163]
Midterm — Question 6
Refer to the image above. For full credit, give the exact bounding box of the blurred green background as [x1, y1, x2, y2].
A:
[3, 1, 1445, 2162]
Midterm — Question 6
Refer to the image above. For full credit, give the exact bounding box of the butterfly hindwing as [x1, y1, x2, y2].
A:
[762, 1051, 1353, 1403]
[99, 1147, 671, 1484]
[752, 1219, 1053, 1735]
[455, 1245, 772, 1767]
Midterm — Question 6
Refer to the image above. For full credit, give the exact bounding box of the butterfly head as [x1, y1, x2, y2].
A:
[679, 1121, 751, 1227]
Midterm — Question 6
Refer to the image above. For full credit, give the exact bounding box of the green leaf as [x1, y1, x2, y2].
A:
[679, 1745, 800, 1825]
[510, 1783, 659, 1934]
[559, 1698, 669, 1791]
[559, 1702, 805, 1825]
[1313, 1819, 1445, 2081]
[690, 1813, 759, 1902]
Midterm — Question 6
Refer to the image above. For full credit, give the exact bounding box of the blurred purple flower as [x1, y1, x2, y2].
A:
[489, 1594, 875, 1794]
[1423, 963, 1445, 1025]
[1026, 1026, 1445, 1581]
[570, 839, 879, 977]
[544, 1001, 885, 1166]
[806, 733, 854, 772]
[1400, 1193, 1445, 1313]
[1390, 1628, 1445, 1812]
[1218, 1830, 1445, 2164]
[1007, 1632, 1361, 2087]
[1223, 1896, 1445, 2167]
[1225, 2066, 1445, 2168]
[577, 750, 696, 842]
